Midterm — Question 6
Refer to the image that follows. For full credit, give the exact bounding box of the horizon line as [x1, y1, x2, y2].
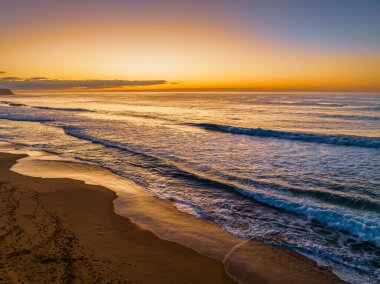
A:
[10, 87, 380, 94]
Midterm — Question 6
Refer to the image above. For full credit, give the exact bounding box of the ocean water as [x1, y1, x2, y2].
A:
[0, 92, 379, 283]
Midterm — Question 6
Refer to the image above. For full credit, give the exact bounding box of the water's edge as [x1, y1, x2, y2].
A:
[0, 142, 344, 284]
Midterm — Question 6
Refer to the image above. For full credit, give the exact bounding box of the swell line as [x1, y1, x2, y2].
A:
[192, 123, 380, 148]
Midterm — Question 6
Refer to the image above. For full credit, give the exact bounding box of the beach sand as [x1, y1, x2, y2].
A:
[0, 151, 345, 283]
[0, 153, 234, 283]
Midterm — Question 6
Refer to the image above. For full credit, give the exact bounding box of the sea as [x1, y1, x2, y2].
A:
[0, 92, 379, 283]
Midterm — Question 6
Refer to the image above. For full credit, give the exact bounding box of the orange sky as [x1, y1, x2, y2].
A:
[1, 1, 379, 92]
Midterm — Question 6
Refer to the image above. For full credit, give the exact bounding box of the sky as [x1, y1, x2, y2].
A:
[0, 0, 379, 92]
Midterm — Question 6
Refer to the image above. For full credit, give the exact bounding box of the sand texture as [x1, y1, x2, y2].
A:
[0, 153, 234, 284]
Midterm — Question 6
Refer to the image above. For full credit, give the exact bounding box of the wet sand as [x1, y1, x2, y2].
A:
[0, 153, 234, 283]
[0, 149, 345, 283]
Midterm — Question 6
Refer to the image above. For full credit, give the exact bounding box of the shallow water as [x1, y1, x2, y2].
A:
[0, 92, 379, 283]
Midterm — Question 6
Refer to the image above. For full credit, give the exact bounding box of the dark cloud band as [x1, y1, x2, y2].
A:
[0, 77, 167, 90]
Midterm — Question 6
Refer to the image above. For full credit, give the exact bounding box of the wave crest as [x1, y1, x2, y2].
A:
[193, 123, 380, 148]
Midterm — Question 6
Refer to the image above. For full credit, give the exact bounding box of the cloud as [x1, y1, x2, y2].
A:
[0, 77, 167, 90]
[1, 77, 22, 81]
[27, 77, 49, 81]
[0, 71, 5, 74]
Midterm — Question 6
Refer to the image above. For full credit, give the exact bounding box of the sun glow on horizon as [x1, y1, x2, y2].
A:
[1, 0, 379, 92]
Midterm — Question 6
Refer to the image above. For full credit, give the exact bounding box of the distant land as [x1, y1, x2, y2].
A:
[0, 89, 13, 95]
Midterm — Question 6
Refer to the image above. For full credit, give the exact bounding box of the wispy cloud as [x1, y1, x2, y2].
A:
[0, 77, 167, 90]
[28, 77, 49, 81]
[1, 77, 22, 81]
[0, 71, 5, 74]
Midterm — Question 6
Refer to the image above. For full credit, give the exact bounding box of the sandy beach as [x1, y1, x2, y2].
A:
[0, 152, 234, 283]
[0, 149, 346, 283]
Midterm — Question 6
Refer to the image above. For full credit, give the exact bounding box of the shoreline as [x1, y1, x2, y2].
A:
[0, 152, 234, 283]
[0, 143, 345, 283]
